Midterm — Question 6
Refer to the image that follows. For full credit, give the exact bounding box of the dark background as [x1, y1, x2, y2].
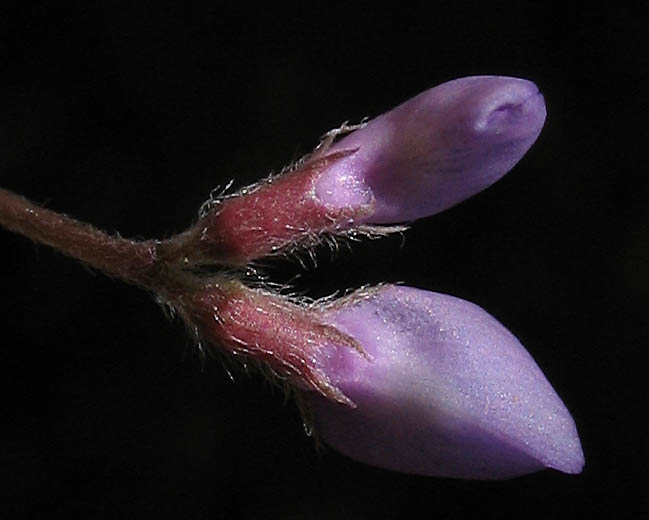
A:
[1, 3, 646, 518]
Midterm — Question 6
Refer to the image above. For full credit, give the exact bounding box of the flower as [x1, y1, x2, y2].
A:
[305, 285, 584, 480]
[176, 76, 546, 265]
[1, 74, 581, 481]
[163, 76, 582, 479]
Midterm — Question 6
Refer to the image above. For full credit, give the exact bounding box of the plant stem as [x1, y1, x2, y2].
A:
[0, 187, 159, 287]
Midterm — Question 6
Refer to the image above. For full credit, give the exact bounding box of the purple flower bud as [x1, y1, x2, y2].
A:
[173, 76, 545, 264]
[316, 76, 546, 223]
[307, 285, 584, 479]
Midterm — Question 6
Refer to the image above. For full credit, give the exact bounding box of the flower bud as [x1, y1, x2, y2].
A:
[306, 285, 584, 479]
[178, 76, 545, 264]
[317, 76, 547, 223]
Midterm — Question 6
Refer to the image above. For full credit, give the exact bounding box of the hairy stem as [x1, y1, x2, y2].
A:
[0, 187, 159, 287]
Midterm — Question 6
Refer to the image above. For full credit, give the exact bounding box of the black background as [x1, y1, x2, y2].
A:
[1, 3, 646, 518]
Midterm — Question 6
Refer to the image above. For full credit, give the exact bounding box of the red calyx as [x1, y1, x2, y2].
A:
[183, 150, 370, 265]
[175, 280, 366, 405]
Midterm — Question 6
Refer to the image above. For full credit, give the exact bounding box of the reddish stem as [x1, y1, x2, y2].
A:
[0, 187, 159, 287]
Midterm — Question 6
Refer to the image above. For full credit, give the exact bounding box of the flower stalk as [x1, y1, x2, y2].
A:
[0, 187, 158, 286]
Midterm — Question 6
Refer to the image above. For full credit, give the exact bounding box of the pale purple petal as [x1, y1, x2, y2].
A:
[307, 285, 584, 479]
[315, 76, 546, 223]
